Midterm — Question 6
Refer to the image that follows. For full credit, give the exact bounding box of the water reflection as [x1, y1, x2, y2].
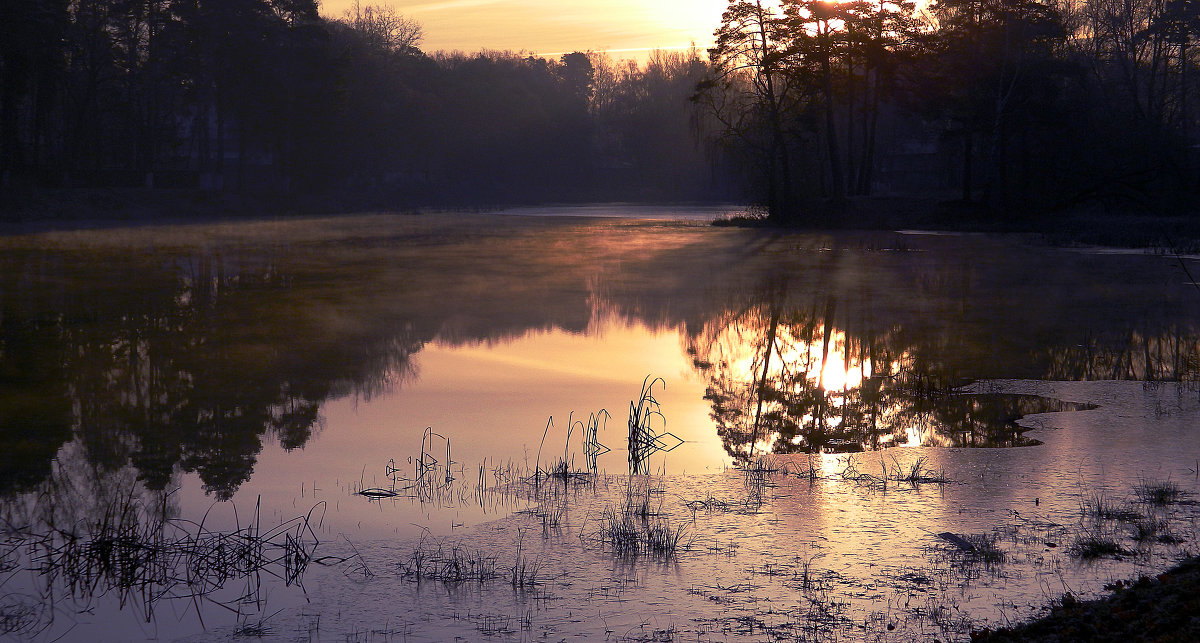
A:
[1, 217, 1199, 498]
[687, 287, 1098, 459]
[0, 247, 422, 499]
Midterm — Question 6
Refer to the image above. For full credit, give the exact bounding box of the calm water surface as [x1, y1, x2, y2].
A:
[1, 207, 1199, 641]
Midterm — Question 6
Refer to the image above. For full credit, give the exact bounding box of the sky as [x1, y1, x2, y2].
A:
[318, 0, 729, 60]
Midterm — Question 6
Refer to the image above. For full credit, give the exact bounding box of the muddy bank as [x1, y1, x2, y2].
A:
[972, 556, 1200, 642]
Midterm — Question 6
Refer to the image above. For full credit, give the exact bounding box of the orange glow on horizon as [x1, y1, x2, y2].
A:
[319, 0, 728, 60]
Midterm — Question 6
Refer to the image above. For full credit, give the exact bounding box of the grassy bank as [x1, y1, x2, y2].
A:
[972, 556, 1200, 642]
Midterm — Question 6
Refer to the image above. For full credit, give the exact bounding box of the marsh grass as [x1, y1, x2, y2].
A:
[1136, 478, 1185, 506]
[1081, 492, 1142, 521]
[1130, 516, 1183, 544]
[594, 507, 689, 558]
[533, 410, 612, 486]
[890, 455, 951, 485]
[398, 528, 542, 588]
[2, 488, 321, 635]
[962, 533, 1007, 567]
[628, 376, 682, 475]
[835, 454, 951, 490]
[356, 428, 457, 501]
[586, 475, 688, 559]
[1069, 523, 1128, 559]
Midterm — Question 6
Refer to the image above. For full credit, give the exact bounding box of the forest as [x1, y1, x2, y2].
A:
[2, 0, 1200, 224]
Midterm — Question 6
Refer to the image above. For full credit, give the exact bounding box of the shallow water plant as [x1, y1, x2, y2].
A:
[963, 533, 1007, 567]
[628, 376, 682, 474]
[1136, 478, 1184, 506]
[595, 507, 688, 558]
[890, 455, 951, 486]
[1069, 530, 1126, 559]
[1082, 492, 1142, 521]
[5, 488, 321, 634]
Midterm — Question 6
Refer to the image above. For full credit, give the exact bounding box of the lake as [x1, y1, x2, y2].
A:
[1, 206, 1198, 641]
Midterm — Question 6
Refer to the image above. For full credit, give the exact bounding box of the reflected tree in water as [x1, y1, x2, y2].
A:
[688, 284, 1098, 461]
[0, 249, 423, 500]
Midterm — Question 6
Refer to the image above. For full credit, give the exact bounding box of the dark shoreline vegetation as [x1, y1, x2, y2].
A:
[971, 555, 1200, 642]
[7, 0, 1200, 235]
[6, 0, 1200, 637]
[8, 189, 1200, 255]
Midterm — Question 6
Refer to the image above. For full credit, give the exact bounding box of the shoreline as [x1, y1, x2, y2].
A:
[6, 188, 1200, 251]
[972, 555, 1200, 641]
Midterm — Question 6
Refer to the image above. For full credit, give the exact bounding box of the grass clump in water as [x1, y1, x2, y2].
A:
[1135, 478, 1184, 506]
[596, 507, 688, 558]
[3, 484, 321, 633]
[1069, 529, 1127, 559]
[398, 529, 542, 588]
[1130, 517, 1183, 544]
[1081, 492, 1142, 521]
[889, 455, 951, 486]
[589, 477, 689, 559]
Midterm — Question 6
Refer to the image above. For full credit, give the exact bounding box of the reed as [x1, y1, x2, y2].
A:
[1136, 478, 1184, 506]
[628, 376, 677, 474]
[890, 455, 951, 485]
[594, 506, 688, 558]
[1081, 492, 1142, 521]
[1068, 523, 1127, 559]
[5, 489, 320, 629]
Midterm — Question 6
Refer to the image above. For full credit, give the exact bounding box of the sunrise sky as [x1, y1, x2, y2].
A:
[319, 0, 728, 59]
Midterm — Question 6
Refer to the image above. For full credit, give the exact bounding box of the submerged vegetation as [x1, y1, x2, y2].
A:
[0, 474, 323, 639]
[2, 372, 1199, 641]
[0, 215, 1199, 639]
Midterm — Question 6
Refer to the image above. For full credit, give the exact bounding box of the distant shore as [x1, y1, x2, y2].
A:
[5, 188, 1200, 252]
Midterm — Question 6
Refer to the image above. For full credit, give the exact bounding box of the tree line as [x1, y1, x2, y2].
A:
[703, 0, 1200, 224]
[3, 0, 1200, 220]
[0, 0, 730, 209]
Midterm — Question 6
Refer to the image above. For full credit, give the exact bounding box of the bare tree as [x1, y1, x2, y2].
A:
[342, 1, 423, 53]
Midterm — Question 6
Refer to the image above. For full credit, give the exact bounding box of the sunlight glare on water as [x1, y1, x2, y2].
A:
[3, 212, 1200, 641]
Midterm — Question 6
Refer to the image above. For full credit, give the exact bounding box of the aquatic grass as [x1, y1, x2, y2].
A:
[594, 506, 689, 558]
[583, 409, 612, 474]
[508, 528, 542, 588]
[1136, 478, 1185, 506]
[1081, 492, 1142, 521]
[0, 595, 44, 638]
[6, 488, 322, 631]
[832, 454, 951, 489]
[398, 541, 500, 584]
[356, 427, 456, 501]
[795, 552, 828, 591]
[890, 455, 951, 485]
[962, 533, 1007, 567]
[533, 410, 611, 486]
[622, 475, 665, 518]
[537, 497, 568, 533]
[474, 613, 515, 636]
[837, 455, 887, 488]
[1068, 523, 1128, 559]
[586, 475, 688, 559]
[628, 376, 682, 474]
[1130, 517, 1183, 544]
[398, 528, 542, 588]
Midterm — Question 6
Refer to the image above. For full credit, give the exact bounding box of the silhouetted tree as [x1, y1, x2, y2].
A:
[701, 0, 800, 223]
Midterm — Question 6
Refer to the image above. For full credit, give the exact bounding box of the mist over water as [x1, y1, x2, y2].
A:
[1, 209, 1199, 641]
